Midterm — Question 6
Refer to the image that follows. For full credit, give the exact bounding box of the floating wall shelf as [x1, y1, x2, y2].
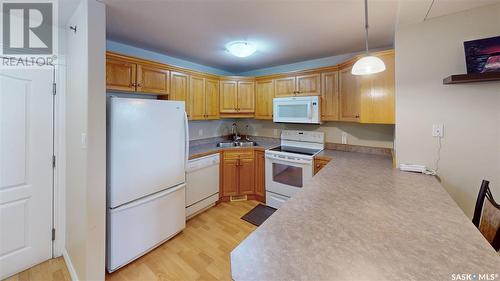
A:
[443, 72, 500, 84]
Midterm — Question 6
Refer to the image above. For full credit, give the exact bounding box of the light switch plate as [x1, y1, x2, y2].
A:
[341, 132, 347, 144]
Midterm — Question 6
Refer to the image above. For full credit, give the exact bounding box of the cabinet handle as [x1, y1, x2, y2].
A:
[130, 82, 137, 87]
[137, 83, 142, 87]
[355, 114, 360, 118]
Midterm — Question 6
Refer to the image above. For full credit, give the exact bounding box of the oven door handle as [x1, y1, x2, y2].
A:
[266, 154, 312, 165]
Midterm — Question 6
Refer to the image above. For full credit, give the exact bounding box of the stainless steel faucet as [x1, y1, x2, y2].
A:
[231, 123, 241, 141]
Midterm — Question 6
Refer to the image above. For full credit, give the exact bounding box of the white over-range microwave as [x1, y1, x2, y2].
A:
[273, 96, 321, 124]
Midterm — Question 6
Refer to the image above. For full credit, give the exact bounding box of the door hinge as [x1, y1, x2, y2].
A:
[52, 228, 56, 241]
[52, 155, 56, 168]
[52, 83, 57, 95]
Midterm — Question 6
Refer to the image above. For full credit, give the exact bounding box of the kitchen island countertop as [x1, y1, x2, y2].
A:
[231, 150, 500, 280]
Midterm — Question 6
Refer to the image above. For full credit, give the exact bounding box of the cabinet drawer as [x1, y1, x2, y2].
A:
[223, 150, 254, 160]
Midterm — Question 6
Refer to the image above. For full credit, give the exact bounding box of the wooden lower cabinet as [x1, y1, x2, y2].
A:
[254, 150, 265, 198]
[239, 158, 255, 195]
[314, 157, 332, 175]
[220, 149, 265, 202]
[221, 158, 239, 196]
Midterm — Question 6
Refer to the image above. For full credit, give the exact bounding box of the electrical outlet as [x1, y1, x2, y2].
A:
[432, 124, 444, 137]
[273, 129, 278, 136]
[81, 133, 87, 149]
[198, 129, 203, 137]
[341, 132, 347, 144]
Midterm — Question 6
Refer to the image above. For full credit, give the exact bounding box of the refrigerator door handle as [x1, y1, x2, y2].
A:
[184, 112, 189, 167]
[110, 183, 186, 213]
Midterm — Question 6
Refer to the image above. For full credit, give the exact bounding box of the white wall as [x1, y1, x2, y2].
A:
[65, 0, 106, 280]
[395, 4, 500, 218]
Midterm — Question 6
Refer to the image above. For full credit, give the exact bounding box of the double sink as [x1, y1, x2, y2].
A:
[216, 141, 258, 148]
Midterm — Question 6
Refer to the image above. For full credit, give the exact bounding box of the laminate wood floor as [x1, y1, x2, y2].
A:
[5, 200, 258, 281]
[4, 257, 71, 281]
[106, 200, 258, 281]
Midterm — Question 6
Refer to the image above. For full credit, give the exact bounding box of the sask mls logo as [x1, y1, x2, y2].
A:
[1, 1, 57, 68]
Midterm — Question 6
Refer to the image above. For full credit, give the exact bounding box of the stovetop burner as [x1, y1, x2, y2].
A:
[268, 145, 321, 156]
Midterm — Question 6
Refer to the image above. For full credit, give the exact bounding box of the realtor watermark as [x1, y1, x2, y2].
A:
[1, 0, 58, 68]
[451, 273, 499, 281]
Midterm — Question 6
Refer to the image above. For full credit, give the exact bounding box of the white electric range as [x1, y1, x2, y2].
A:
[265, 130, 325, 209]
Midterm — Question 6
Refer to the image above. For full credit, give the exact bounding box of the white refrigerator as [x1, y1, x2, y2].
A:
[106, 97, 188, 272]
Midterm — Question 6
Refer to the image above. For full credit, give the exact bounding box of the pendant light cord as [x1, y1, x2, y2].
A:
[364, 0, 369, 54]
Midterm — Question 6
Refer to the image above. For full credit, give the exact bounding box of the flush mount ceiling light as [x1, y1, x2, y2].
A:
[226, 41, 257, 58]
[352, 0, 386, 76]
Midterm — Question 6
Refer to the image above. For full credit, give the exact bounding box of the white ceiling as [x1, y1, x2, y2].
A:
[104, 0, 500, 73]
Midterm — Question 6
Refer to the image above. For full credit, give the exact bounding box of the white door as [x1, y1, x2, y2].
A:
[0, 69, 53, 279]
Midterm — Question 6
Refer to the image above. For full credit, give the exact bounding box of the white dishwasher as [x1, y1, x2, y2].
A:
[186, 154, 220, 218]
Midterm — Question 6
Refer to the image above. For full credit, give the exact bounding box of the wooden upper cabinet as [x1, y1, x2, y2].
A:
[339, 66, 360, 122]
[274, 76, 296, 97]
[106, 58, 137, 92]
[220, 80, 238, 113]
[255, 80, 275, 120]
[254, 150, 265, 197]
[170, 71, 189, 102]
[321, 71, 339, 121]
[237, 81, 255, 113]
[204, 78, 220, 119]
[296, 74, 321, 96]
[189, 75, 205, 120]
[136, 65, 169, 95]
[359, 51, 395, 124]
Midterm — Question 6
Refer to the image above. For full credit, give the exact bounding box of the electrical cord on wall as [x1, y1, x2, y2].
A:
[424, 136, 442, 176]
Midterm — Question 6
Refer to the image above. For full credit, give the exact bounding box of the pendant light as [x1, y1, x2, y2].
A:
[351, 0, 386, 75]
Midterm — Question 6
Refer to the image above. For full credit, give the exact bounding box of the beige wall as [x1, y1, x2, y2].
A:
[190, 119, 395, 148]
[65, 0, 106, 280]
[188, 119, 235, 140]
[241, 120, 394, 148]
[395, 4, 500, 218]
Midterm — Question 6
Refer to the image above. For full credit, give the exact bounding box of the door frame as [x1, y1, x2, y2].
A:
[52, 61, 66, 258]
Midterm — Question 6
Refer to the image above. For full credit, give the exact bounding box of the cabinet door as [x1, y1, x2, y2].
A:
[106, 58, 137, 92]
[254, 151, 265, 197]
[222, 158, 239, 197]
[274, 76, 296, 97]
[359, 52, 395, 124]
[296, 74, 320, 96]
[314, 158, 331, 175]
[237, 81, 255, 113]
[204, 78, 220, 120]
[219, 80, 238, 113]
[255, 80, 275, 120]
[238, 158, 255, 195]
[321, 71, 339, 121]
[189, 75, 205, 120]
[339, 66, 360, 122]
[170, 71, 189, 102]
[136, 65, 169, 95]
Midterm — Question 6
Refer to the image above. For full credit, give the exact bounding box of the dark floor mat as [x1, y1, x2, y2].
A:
[241, 204, 277, 226]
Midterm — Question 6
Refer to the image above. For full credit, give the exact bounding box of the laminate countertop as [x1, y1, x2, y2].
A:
[231, 150, 500, 281]
[188, 137, 279, 160]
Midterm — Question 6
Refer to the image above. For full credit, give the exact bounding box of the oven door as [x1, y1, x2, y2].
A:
[265, 154, 313, 197]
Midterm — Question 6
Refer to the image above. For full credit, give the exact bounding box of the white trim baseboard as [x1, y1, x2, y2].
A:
[62, 249, 79, 281]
